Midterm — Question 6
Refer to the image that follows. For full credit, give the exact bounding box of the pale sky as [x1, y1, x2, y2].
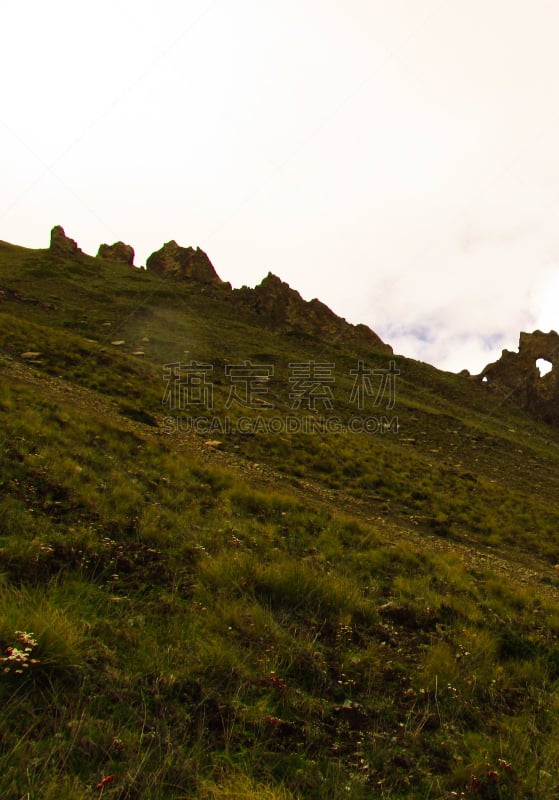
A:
[2, 0, 559, 373]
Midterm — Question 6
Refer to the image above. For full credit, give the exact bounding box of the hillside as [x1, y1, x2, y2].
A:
[2, 228, 559, 799]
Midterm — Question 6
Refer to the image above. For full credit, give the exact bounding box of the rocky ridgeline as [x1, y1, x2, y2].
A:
[47, 226, 393, 355]
[480, 330, 559, 424]
[146, 240, 391, 352]
[40, 227, 559, 417]
[50, 226, 135, 266]
[232, 272, 392, 353]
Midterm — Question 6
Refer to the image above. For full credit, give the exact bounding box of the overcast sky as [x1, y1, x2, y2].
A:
[2, 1, 559, 373]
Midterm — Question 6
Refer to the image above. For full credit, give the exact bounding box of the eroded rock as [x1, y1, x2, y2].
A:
[233, 272, 392, 353]
[49, 225, 81, 256]
[146, 240, 226, 286]
[98, 241, 135, 265]
[479, 330, 559, 424]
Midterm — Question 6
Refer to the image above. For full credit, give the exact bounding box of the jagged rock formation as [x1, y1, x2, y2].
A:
[233, 272, 392, 354]
[145, 238, 391, 352]
[49, 225, 81, 257]
[98, 241, 135, 265]
[146, 240, 227, 286]
[480, 330, 559, 424]
[46, 226, 389, 354]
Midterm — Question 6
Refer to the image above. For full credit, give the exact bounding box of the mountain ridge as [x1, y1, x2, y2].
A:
[45, 224, 559, 427]
[3, 225, 559, 798]
[51, 225, 393, 355]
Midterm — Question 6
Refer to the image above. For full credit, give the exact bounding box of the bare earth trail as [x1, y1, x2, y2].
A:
[4, 356, 559, 602]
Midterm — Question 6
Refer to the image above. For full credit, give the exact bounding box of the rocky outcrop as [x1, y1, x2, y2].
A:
[479, 330, 559, 424]
[98, 241, 135, 265]
[49, 225, 81, 257]
[146, 240, 226, 286]
[40, 225, 391, 355]
[233, 272, 392, 353]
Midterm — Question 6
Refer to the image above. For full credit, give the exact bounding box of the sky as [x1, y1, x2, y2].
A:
[2, 0, 559, 373]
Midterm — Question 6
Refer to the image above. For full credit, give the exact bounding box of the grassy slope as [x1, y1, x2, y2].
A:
[2, 241, 559, 798]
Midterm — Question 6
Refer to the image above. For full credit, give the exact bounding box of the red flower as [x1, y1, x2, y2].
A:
[96, 775, 116, 790]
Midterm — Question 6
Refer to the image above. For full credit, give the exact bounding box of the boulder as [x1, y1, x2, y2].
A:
[98, 241, 135, 265]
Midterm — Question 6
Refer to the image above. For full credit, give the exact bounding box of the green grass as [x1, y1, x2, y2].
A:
[2, 237, 559, 797]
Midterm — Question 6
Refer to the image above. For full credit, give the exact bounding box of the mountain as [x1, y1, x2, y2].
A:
[1, 226, 559, 800]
